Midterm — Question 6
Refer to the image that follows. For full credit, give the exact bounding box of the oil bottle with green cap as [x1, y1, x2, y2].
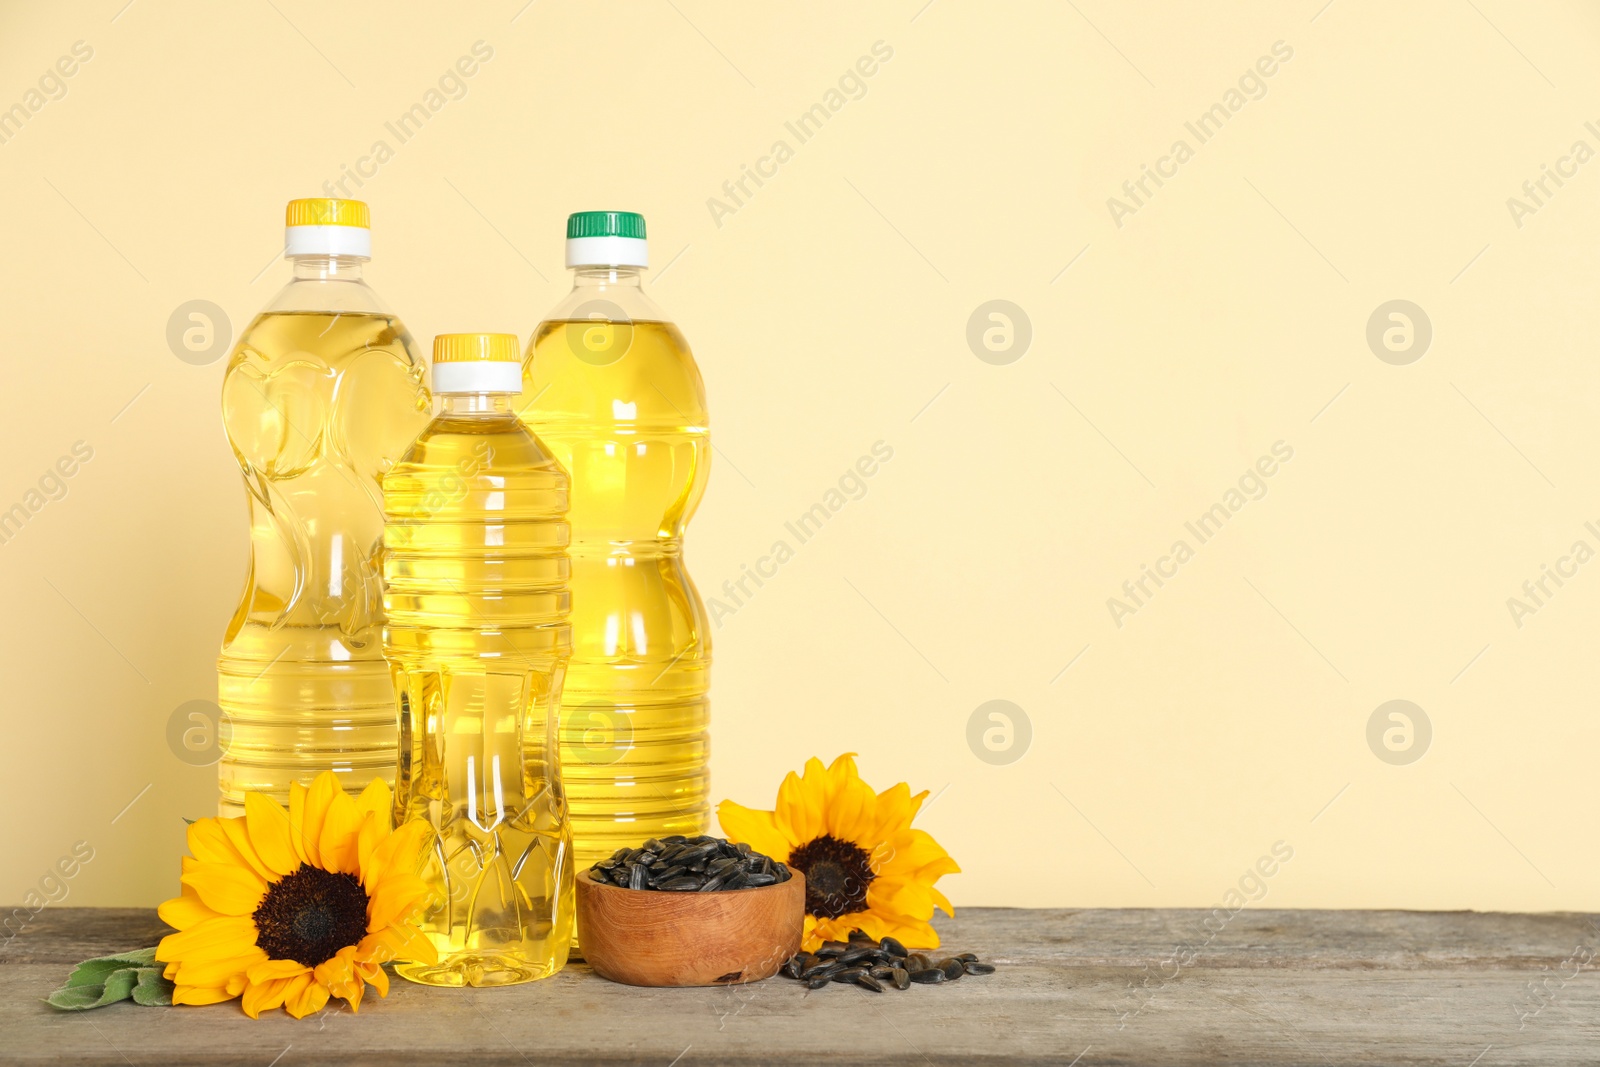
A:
[517, 211, 712, 874]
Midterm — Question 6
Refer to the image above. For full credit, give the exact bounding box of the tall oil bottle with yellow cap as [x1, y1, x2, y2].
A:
[216, 198, 431, 817]
[383, 333, 574, 986]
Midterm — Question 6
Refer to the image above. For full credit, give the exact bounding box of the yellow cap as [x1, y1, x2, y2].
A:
[285, 198, 370, 229]
[432, 333, 522, 364]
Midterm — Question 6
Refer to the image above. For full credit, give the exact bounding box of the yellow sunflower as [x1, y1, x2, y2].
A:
[718, 753, 959, 952]
[156, 771, 436, 1019]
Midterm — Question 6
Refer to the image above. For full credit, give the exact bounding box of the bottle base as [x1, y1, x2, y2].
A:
[396, 954, 565, 988]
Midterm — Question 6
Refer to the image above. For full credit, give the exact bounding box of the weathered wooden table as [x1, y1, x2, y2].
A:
[3, 907, 1596, 1065]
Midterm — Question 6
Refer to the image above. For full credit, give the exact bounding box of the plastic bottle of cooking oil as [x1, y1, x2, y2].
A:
[216, 199, 430, 817]
[517, 211, 711, 874]
[384, 333, 574, 987]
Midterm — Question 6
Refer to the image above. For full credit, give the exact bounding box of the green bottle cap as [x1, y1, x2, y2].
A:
[566, 211, 647, 240]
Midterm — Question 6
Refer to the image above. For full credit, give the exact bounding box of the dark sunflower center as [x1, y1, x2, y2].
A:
[252, 865, 370, 968]
[787, 834, 874, 919]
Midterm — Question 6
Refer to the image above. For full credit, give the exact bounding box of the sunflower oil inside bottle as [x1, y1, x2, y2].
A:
[217, 199, 430, 817]
[517, 211, 711, 874]
[384, 334, 574, 987]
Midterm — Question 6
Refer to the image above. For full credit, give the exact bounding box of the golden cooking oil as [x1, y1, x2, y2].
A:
[217, 202, 431, 817]
[519, 213, 711, 874]
[384, 333, 574, 987]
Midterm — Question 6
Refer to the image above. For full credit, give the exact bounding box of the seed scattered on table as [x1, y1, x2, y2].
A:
[588, 836, 792, 892]
[778, 931, 996, 992]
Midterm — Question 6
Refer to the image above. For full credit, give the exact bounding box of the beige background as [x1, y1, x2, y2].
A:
[1, 0, 1596, 914]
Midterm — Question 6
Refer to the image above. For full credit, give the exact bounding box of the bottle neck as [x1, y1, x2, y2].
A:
[439, 393, 515, 415]
[572, 266, 643, 291]
[551, 264, 666, 322]
[291, 255, 368, 282]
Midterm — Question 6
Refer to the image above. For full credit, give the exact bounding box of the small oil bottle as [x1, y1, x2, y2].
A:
[383, 333, 574, 986]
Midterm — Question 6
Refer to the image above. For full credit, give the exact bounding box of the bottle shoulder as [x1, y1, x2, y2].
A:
[521, 319, 707, 428]
[260, 275, 396, 317]
[394, 413, 566, 475]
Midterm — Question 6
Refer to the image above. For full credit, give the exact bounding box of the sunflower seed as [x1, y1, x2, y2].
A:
[780, 934, 993, 994]
[803, 960, 845, 981]
[590, 837, 792, 893]
[658, 877, 701, 891]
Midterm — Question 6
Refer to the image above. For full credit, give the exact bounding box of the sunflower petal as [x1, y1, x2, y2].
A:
[157, 884, 219, 932]
[354, 778, 393, 840]
[314, 948, 354, 988]
[367, 876, 432, 931]
[360, 923, 437, 966]
[156, 915, 257, 963]
[172, 984, 237, 1006]
[825, 753, 860, 801]
[321, 791, 367, 875]
[241, 975, 293, 1019]
[245, 792, 302, 878]
[187, 818, 257, 871]
[246, 959, 309, 984]
[359, 959, 389, 999]
[715, 800, 791, 861]
[357, 810, 385, 876]
[300, 772, 341, 868]
[285, 973, 329, 1018]
[775, 762, 829, 844]
[342, 977, 365, 1013]
[364, 819, 431, 892]
[288, 781, 310, 866]
[823, 770, 877, 845]
[171, 949, 267, 989]
[871, 781, 914, 841]
[181, 863, 267, 916]
[219, 816, 279, 884]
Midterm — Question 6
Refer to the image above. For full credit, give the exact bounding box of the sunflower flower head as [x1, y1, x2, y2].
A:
[156, 771, 436, 1019]
[717, 753, 960, 952]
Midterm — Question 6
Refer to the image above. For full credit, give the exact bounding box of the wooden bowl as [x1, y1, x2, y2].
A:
[576, 868, 805, 986]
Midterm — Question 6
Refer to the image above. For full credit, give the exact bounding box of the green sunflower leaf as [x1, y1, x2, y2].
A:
[64, 948, 160, 987]
[131, 968, 174, 1006]
[47, 946, 172, 1010]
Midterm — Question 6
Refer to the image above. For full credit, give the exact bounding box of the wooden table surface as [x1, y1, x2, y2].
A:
[3, 906, 1597, 1065]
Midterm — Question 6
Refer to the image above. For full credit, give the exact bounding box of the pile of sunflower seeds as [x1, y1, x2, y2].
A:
[588, 836, 791, 892]
[780, 929, 997, 991]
